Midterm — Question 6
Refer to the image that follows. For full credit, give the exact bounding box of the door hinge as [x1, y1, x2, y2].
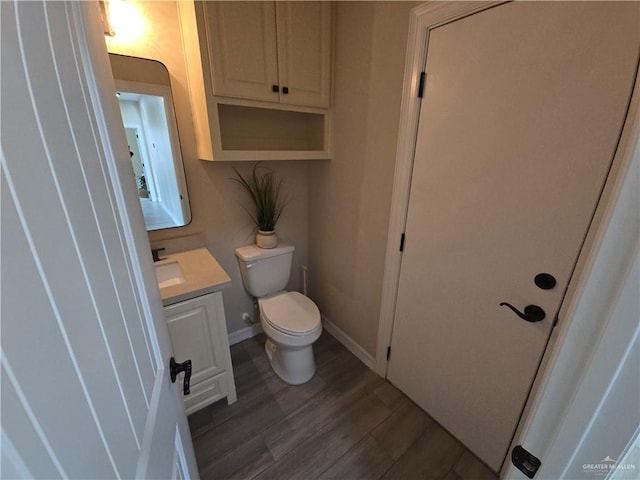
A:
[418, 72, 426, 98]
[399, 233, 406, 252]
[512, 445, 541, 479]
[386, 346, 392, 361]
[552, 313, 559, 328]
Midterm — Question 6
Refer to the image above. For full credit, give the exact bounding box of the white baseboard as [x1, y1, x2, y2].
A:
[228, 323, 263, 346]
[322, 315, 376, 371]
[229, 316, 377, 372]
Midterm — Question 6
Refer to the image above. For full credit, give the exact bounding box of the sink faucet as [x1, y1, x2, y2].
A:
[151, 247, 165, 262]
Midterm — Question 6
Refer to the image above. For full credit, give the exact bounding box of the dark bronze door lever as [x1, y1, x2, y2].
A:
[170, 357, 192, 395]
[499, 302, 546, 322]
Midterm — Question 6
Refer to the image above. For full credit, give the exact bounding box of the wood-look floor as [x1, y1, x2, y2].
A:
[140, 198, 175, 230]
[189, 332, 498, 480]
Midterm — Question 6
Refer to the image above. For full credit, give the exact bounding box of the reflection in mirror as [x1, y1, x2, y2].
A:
[109, 54, 191, 231]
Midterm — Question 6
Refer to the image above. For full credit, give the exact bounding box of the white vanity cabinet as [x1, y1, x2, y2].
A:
[154, 244, 237, 415]
[201, 1, 332, 108]
[164, 292, 237, 415]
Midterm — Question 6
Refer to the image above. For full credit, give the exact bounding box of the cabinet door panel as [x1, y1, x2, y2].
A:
[165, 294, 226, 383]
[204, 1, 279, 103]
[184, 375, 225, 415]
[276, 2, 332, 108]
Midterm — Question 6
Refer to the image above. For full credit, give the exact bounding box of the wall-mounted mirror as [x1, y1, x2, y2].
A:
[109, 53, 191, 231]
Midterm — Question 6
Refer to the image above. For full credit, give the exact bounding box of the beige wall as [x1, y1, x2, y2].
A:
[308, 2, 418, 355]
[105, 1, 418, 352]
[106, 1, 309, 335]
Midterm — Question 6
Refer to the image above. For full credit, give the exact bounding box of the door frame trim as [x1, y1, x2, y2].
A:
[376, 0, 640, 476]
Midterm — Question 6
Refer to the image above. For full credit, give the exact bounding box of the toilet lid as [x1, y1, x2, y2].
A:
[260, 292, 320, 336]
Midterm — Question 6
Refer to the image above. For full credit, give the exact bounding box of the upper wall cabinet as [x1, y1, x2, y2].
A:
[179, 1, 333, 161]
[205, 1, 332, 108]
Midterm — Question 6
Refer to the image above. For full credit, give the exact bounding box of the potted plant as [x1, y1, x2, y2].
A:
[138, 174, 149, 198]
[232, 163, 287, 249]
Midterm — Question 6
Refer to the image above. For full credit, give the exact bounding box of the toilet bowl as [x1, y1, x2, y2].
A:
[235, 243, 322, 385]
[259, 291, 322, 385]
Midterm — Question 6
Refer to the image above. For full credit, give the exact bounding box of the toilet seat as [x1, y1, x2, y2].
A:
[260, 292, 321, 336]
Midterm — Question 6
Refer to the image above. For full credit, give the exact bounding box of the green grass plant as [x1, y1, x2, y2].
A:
[232, 162, 287, 232]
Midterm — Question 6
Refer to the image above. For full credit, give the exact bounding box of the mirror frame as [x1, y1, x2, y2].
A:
[109, 53, 191, 231]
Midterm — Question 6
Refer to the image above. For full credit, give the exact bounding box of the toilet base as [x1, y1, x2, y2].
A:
[265, 338, 316, 385]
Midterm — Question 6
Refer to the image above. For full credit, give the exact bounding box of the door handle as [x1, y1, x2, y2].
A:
[499, 302, 546, 322]
[170, 357, 192, 395]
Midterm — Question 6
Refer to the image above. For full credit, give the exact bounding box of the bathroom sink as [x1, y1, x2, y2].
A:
[155, 261, 186, 289]
[151, 246, 231, 306]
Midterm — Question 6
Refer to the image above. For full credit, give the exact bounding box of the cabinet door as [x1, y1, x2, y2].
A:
[203, 1, 279, 103]
[164, 293, 227, 385]
[276, 2, 332, 108]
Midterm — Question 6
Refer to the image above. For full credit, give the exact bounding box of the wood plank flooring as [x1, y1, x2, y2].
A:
[140, 198, 175, 230]
[189, 332, 498, 480]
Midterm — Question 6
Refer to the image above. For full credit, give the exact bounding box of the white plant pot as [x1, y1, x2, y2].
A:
[256, 230, 278, 249]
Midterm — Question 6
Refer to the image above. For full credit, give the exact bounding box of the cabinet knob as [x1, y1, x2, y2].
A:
[272, 84, 279, 93]
[282, 86, 289, 94]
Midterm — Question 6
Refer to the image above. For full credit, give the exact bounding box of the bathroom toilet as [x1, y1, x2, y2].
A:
[235, 243, 322, 385]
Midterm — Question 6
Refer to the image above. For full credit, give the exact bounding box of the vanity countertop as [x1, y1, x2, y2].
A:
[156, 247, 231, 306]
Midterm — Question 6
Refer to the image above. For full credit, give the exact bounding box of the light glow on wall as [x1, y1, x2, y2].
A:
[107, 0, 147, 44]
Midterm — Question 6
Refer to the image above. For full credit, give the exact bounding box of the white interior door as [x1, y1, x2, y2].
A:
[1, 2, 197, 478]
[388, 1, 639, 472]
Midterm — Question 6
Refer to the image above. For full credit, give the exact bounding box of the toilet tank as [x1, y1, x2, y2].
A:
[235, 244, 295, 297]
